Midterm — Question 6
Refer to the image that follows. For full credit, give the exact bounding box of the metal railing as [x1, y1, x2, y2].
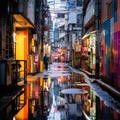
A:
[0, 59, 27, 88]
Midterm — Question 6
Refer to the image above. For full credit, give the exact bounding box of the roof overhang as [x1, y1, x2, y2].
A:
[13, 13, 35, 29]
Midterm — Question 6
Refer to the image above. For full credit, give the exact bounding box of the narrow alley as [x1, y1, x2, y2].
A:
[1, 0, 120, 120]
[0, 62, 120, 120]
[30, 62, 120, 120]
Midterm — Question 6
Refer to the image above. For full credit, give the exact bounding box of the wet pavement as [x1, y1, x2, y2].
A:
[35, 62, 120, 120]
[1, 62, 120, 120]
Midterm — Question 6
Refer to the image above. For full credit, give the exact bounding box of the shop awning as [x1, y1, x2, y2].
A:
[82, 31, 96, 40]
[13, 13, 35, 28]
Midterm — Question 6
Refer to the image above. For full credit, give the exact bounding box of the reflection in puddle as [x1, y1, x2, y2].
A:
[0, 87, 26, 120]
[54, 72, 120, 120]
[2, 63, 120, 120]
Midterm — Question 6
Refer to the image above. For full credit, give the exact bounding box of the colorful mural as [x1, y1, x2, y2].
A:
[101, 17, 120, 90]
[114, 31, 120, 89]
[101, 20, 111, 80]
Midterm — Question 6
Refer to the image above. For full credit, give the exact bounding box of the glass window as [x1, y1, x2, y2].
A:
[76, 0, 82, 7]
[57, 13, 65, 18]
[77, 14, 82, 27]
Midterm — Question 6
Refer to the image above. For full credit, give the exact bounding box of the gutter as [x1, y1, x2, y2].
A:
[96, 79, 120, 97]
[80, 69, 120, 97]
[70, 67, 120, 98]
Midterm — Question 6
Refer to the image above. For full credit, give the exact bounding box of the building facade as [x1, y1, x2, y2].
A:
[100, 0, 120, 91]
[48, 0, 83, 63]
[0, 0, 51, 119]
[82, 0, 97, 73]
[82, 0, 120, 92]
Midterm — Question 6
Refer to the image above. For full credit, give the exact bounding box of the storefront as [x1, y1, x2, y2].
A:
[29, 54, 39, 73]
[29, 36, 39, 73]
[13, 13, 35, 74]
[73, 41, 82, 68]
[81, 31, 96, 73]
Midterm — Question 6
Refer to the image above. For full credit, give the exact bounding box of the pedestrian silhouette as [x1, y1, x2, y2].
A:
[43, 54, 49, 71]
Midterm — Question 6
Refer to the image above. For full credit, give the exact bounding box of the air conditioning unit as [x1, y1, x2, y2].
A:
[65, 14, 68, 20]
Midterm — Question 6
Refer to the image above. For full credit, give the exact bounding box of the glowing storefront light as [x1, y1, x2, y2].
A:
[13, 32, 16, 42]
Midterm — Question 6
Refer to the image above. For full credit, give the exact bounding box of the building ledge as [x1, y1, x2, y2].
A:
[96, 80, 120, 97]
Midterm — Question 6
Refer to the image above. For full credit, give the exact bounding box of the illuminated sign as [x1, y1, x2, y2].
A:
[67, 1, 75, 8]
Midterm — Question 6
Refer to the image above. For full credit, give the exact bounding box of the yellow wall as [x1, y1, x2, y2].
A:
[15, 87, 29, 120]
[16, 31, 30, 73]
[16, 31, 25, 60]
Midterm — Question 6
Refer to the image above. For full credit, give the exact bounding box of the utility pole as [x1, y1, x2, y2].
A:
[67, 23, 70, 64]
[67, 23, 73, 65]
[40, 0, 44, 60]
[95, 0, 101, 79]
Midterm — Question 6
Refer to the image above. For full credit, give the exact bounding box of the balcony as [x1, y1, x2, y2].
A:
[0, 59, 27, 88]
[0, 59, 27, 119]
[0, 87, 26, 120]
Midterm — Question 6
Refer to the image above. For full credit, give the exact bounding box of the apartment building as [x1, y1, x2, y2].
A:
[48, 0, 83, 63]
[82, 0, 120, 94]
[0, 0, 51, 119]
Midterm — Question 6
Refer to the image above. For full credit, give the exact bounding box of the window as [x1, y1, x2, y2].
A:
[76, 0, 82, 7]
[77, 14, 82, 27]
[57, 13, 65, 18]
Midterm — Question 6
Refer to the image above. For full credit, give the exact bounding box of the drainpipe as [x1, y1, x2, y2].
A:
[95, 0, 101, 119]
[39, 0, 45, 72]
[95, 0, 100, 79]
